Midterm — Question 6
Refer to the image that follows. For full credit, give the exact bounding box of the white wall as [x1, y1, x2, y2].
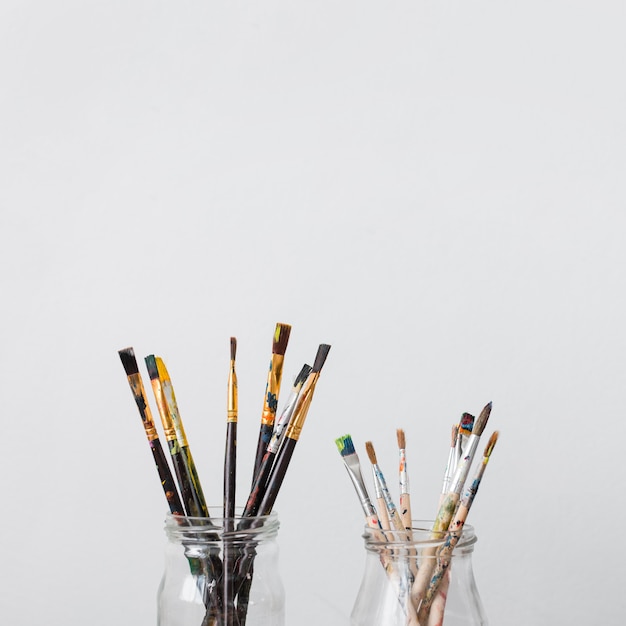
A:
[1, 2, 624, 625]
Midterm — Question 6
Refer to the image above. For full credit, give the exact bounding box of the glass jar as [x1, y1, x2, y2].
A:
[158, 508, 285, 626]
[351, 522, 487, 626]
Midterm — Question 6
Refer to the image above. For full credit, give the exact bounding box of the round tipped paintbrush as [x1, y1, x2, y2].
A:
[366, 441, 405, 533]
[224, 337, 238, 519]
[411, 401, 493, 610]
[118, 347, 184, 516]
[419, 431, 500, 619]
[252, 323, 291, 482]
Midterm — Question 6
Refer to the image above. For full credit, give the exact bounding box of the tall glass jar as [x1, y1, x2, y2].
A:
[158, 509, 284, 626]
[351, 522, 487, 626]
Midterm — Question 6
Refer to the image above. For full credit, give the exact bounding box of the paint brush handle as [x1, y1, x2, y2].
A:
[150, 439, 184, 516]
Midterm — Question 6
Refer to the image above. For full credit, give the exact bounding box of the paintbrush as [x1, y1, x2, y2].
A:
[440, 424, 459, 502]
[366, 441, 405, 533]
[456, 412, 475, 464]
[257, 343, 331, 516]
[411, 402, 493, 611]
[145, 354, 199, 518]
[224, 337, 238, 519]
[223, 338, 238, 626]
[396, 429, 413, 532]
[118, 347, 184, 516]
[242, 363, 311, 518]
[252, 322, 291, 482]
[156, 356, 209, 518]
[335, 434, 380, 530]
[419, 431, 499, 619]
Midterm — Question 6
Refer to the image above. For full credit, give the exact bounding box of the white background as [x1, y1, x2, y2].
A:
[1, 1, 625, 625]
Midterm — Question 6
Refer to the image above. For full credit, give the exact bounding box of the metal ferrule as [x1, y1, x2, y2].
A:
[284, 373, 318, 441]
[261, 354, 285, 426]
[162, 381, 188, 447]
[449, 434, 481, 495]
[344, 455, 376, 517]
[371, 466, 383, 498]
[227, 362, 238, 423]
[267, 385, 301, 453]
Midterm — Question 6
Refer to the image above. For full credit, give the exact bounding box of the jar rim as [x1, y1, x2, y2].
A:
[363, 520, 477, 551]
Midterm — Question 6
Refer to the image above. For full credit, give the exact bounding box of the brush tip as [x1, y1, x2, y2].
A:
[295, 363, 313, 386]
[230, 337, 237, 360]
[144, 354, 159, 380]
[473, 402, 493, 436]
[118, 347, 139, 376]
[272, 323, 292, 355]
[459, 412, 475, 436]
[484, 430, 499, 457]
[364, 441, 377, 465]
[335, 434, 355, 456]
[396, 428, 406, 449]
[312, 343, 331, 373]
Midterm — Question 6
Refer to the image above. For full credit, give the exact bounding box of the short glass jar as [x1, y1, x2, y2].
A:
[158, 509, 284, 626]
[351, 522, 487, 626]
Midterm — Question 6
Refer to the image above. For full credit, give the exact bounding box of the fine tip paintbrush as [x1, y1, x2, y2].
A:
[366, 441, 405, 533]
[252, 323, 292, 482]
[243, 363, 312, 518]
[224, 337, 238, 519]
[335, 434, 380, 529]
[257, 343, 330, 516]
[118, 347, 184, 516]
[396, 428, 413, 531]
[419, 430, 500, 618]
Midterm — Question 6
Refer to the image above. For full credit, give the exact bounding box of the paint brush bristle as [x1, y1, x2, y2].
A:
[145, 354, 159, 380]
[472, 402, 492, 436]
[335, 434, 356, 457]
[230, 337, 237, 360]
[118, 347, 139, 376]
[396, 428, 406, 450]
[295, 363, 312, 386]
[484, 430, 499, 457]
[458, 413, 474, 437]
[312, 344, 331, 373]
[272, 323, 291, 356]
[365, 441, 378, 465]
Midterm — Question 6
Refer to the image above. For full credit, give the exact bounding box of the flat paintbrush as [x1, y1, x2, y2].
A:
[156, 356, 209, 518]
[456, 412, 475, 464]
[145, 354, 197, 518]
[118, 347, 184, 516]
[242, 363, 311, 518]
[419, 431, 500, 619]
[252, 322, 291, 482]
[257, 343, 331, 516]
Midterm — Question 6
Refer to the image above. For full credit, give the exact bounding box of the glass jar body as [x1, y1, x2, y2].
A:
[351, 523, 487, 626]
[158, 510, 285, 626]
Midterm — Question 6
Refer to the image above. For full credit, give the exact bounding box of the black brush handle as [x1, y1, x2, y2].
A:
[258, 437, 297, 516]
[252, 423, 273, 482]
[242, 449, 275, 518]
[150, 439, 184, 516]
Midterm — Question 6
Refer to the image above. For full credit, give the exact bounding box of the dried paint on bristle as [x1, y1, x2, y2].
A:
[295, 363, 312, 387]
[396, 428, 406, 449]
[459, 413, 475, 437]
[272, 323, 292, 355]
[312, 344, 331, 373]
[118, 347, 139, 376]
[484, 431, 499, 457]
[365, 441, 378, 465]
[451, 424, 459, 446]
[230, 337, 237, 360]
[335, 434, 355, 456]
[145, 355, 159, 380]
[473, 402, 493, 436]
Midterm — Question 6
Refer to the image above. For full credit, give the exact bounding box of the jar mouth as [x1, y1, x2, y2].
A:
[363, 520, 477, 551]
[164, 507, 280, 543]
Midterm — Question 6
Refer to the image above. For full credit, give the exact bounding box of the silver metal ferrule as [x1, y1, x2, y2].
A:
[344, 455, 376, 517]
[449, 434, 481, 495]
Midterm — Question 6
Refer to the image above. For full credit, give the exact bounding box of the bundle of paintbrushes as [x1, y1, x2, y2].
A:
[119, 323, 331, 626]
[335, 402, 498, 626]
